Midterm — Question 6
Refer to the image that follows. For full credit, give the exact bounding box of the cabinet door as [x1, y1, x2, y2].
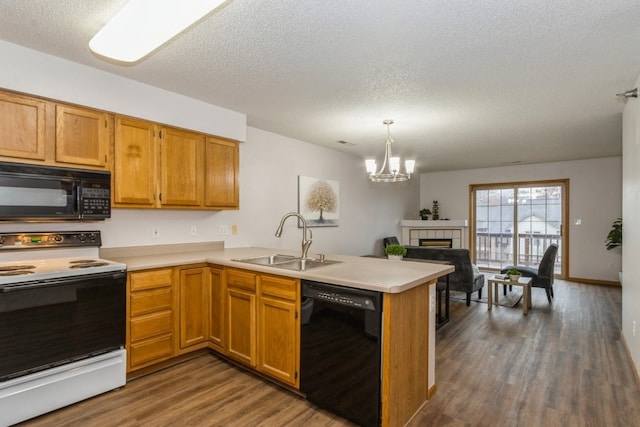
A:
[257, 274, 299, 386]
[226, 288, 256, 367]
[207, 267, 225, 350]
[179, 267, 208, 349]
[55, 104, 109, 167]
[160, 127, 204, 206]
[0, 92, 46, 161]
[258, 296, 298, 386]
[114, 117, 158, 206]
[205, 137, 239, 208]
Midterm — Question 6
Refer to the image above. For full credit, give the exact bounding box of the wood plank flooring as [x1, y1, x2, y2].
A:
[18, 279, 640, 427]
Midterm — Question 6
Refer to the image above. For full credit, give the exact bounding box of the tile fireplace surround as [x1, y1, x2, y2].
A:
[400, 220, 469, 249]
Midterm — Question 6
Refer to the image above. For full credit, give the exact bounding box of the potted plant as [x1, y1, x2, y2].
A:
[385, 244, 407, 260]
[419, 208, 431, 220]
[605, 218, 622, 250]
[506, 267, 521, 281]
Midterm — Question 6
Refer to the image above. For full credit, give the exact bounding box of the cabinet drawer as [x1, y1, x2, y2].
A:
[260, 275, 298, 301]
[129, 333, 174, 368]
[226, 269, 256, 292]
[130, 310, 173, 341]
[130, 269, 173, 291]
[130, 287, 173, 316]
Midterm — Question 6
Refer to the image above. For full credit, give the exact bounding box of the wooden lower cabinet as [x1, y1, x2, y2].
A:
[127, 268, 176, 372]
[224, 269, 300, 387]
[257, 274, 299, 387]
[225, 268, 257, 366]
[127, 265, 300, 389]
[179, 266, 208, 351]
[207, 266, 226, 350]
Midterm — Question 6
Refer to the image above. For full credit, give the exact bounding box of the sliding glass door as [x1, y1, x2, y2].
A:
[471, 180, 566, 277]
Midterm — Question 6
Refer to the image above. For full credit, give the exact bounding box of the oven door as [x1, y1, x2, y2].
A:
[0, 271, 126, 382]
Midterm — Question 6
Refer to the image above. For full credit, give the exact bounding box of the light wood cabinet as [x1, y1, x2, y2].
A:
[205, 137, 239, 208]
[160, 127, 204, 207]
[223, 268, 300, 387]
[113, 117, 157, 206]
[55, 104, 110, 167]
[127, 268, 176, 372]
[0, 90, 110, 169]
[207, 266, 226, 350]
[125, 264, 299, 387]
[179, 267, 209, 351]
[225, 268, 257, 367]
[257, 274, 300, 387]
[113, 115, 238, 210]
[0, 91, 46, 161]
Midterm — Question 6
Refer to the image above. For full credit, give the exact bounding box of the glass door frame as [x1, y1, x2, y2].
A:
[469, 179, 569, 279]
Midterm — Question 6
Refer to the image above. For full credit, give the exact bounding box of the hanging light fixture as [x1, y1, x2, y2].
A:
[365, 120, 415, 182]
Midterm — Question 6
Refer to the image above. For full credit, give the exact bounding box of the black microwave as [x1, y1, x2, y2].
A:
[0, 162, 111, 221]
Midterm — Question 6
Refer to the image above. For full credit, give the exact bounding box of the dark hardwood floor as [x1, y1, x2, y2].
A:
[18, 279, 640, 426]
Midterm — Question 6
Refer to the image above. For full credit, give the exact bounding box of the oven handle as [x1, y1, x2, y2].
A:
[0, 270, 126, 292]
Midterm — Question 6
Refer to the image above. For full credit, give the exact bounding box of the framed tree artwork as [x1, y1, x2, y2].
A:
[298, 175, 339, 227]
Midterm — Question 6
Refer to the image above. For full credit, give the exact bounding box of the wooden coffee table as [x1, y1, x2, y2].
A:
[487, 275, 532, 315]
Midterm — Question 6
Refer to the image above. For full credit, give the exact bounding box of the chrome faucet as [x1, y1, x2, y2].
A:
[274, 212, 313, 259]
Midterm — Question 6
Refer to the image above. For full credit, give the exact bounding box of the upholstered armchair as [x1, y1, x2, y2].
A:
[501, 243, 558, 303]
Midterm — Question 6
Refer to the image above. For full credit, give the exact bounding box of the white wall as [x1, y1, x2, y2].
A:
[622, 72, 640, 380]
[0, 40, 417, 256]
[419, 157, 622, 282]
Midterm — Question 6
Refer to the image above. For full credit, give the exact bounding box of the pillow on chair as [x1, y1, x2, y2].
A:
[383, 236, 400, 247]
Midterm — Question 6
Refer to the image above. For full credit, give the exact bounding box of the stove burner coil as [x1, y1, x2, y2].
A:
[69, 262, 109, 269]
[0, 270, 35, 276]
[0, 265, 36, 271]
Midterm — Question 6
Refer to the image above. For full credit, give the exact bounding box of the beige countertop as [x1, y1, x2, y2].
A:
[101, 244, 453, 294]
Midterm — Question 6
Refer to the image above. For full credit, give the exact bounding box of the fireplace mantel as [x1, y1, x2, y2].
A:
[401, 219, 469, 249]
[400, 220, 468, 228]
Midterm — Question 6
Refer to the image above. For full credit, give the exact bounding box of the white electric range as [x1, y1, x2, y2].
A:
[0, 231, 127, 426]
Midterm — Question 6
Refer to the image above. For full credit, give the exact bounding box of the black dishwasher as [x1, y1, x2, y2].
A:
[300, 280, 382, 427]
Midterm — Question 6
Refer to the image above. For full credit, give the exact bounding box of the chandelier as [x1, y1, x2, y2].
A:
[365, 120, 415, 182]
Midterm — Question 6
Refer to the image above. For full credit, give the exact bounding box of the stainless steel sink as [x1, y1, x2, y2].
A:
[271, 258, 341, 271]
[232, 254, 341, 271]
[232, 254, 297, 266]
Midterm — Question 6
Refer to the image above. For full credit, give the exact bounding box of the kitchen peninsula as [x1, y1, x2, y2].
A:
[102, 243, 453, 427]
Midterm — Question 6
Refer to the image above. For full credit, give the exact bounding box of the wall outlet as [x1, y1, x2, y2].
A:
[232, 224, 238, 235]
[219, 225, 230, 236]
[190, 225, 197, 236]
[152, 227, 160, 239]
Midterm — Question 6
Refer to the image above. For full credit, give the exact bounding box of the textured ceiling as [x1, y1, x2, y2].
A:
[1, 0, 639, 172]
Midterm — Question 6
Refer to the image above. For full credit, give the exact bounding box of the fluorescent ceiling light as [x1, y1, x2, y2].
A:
[89, 0, 226, 63]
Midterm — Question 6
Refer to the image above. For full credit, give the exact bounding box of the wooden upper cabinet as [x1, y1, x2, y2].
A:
[55, 104, 110, 168]
[205, 137, 239, 209]
[0, 91, 46, 161]
[160, 127, 204, 207]
[114, 117, 158, 206]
